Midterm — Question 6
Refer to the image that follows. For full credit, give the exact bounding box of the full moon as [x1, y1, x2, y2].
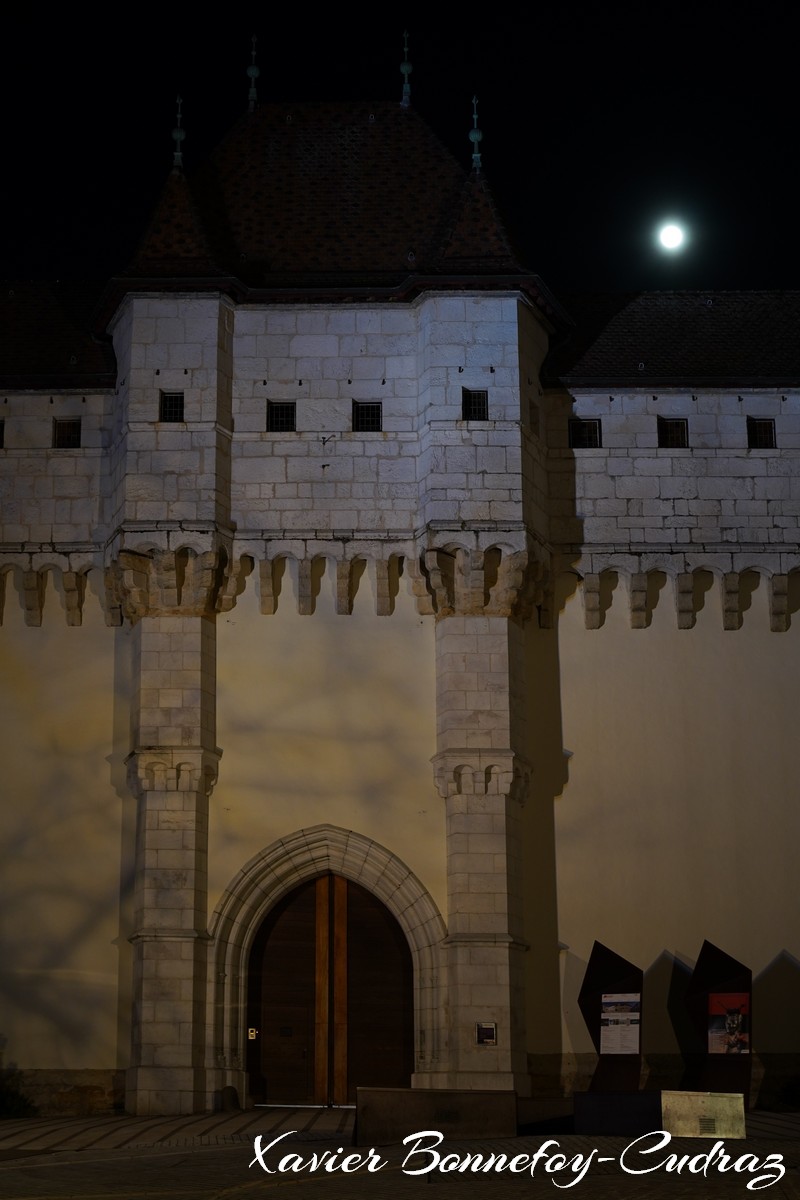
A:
[658, 223, 685, 250]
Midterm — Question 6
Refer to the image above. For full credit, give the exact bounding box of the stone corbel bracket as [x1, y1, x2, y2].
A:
[410, 541, 548, 622]
[257, 552, 404, 616]
[675, 573, 696, 629]
[105, 547, 246, 623]
[722, 572, 741, 631]
[574, 562, 800, 631]
[628, 572, 649, 629]
[23, 570, 46, 627]
[581, 573, 603, 630]
[770, 574, 789, 632]
[0, 558, 94, 627]
[126, 746, 222, 799]
[432, 750, 533, 806]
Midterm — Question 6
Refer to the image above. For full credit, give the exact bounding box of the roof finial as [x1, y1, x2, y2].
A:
[469, 95, 483, 170]
[247, 34, 260, 113]
[400, 30, 412, 108]
[172, 95, 185, 171]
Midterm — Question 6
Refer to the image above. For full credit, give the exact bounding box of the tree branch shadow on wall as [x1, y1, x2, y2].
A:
[109, 613, 135, 1079]
[0, 572, 131, 1110]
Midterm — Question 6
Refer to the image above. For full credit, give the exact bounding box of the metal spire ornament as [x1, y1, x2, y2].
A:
[172, 96, 186, 170]
[469, 96, 483, 170]
[400, 30, 412, 108]
[247, 35, 260, 112]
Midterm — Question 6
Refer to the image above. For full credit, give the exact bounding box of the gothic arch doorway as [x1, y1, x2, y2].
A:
[209, 826, 448, 1110]
[246, 873, 413, 1104]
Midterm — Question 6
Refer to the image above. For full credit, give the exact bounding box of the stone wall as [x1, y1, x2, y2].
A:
[16, 1069, 125, 1117]
[552, 388, 800, 564]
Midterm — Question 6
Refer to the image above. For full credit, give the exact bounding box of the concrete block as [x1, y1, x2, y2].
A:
[574, 1090, 745, 1138]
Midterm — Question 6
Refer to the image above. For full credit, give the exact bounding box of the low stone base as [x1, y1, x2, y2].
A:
[125, 1065, 206, 1116]
[15, 1069, 125, 1117]
[574, 1089, 746, 1138]
[355, 1087, 517, 1146]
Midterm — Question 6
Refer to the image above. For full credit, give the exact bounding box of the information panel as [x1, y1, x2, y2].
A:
[599, 993, 641, 1055]
[708, 992, 750, 1055]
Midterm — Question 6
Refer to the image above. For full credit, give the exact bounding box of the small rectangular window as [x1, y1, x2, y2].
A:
[159, 391, 185, 422]
[352, 401, 382, 432]
[657, 416, 688, 448]
[0, 419, 4, 449]
[462, 388, 489, 421]
[568, 417, 601, 449]
[53, 418, 81, 448]
[267, 401, 296, 432]
[747, 417, 775, 449]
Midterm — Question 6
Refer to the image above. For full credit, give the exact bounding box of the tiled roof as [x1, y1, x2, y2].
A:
[0, 282, 116, 389]
[439, 170, 521, 271]
[128, 170, 221, 279]
[545, 291, 800, 386]
[128, 101, 536, 294]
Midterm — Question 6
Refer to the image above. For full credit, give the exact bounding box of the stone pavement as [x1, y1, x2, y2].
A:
[0, 1107, 798, 1199]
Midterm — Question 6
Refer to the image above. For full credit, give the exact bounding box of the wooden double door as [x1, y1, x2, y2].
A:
[247, 875, 413, 1104]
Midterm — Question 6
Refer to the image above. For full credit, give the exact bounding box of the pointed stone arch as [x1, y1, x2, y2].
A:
[206, 824, 448, 1106]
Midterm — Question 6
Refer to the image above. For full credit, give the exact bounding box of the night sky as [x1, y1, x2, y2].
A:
[3, 7, 797, 296]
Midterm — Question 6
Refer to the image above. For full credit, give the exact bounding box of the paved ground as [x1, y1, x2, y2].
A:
[0, 1108, 798, 1199]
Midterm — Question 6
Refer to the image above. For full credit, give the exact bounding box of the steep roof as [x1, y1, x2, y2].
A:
[440, 169, 522, 271]
[128, 170, 220, 279]
[545, 291, 800, 386]
[126, 100, 547, 301]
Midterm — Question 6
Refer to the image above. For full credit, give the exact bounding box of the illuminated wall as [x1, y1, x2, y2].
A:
[553, 573, 800, 1070]
[0, 571, 130, 1071]
[213, 570, 442, 916]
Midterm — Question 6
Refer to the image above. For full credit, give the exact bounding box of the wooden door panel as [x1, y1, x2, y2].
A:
[346, 880, 413, 1099]
[254, 878, 317, 1103]
[332, 875, 348, 1104]
[248, 874, 412, 1105]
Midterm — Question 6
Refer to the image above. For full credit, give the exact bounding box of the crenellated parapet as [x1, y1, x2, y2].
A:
[0, 554, 98, 627]
[432, 750, 533, 806]
[244, 530, 552, 622]
[407, 537, 550, 622]
[0, 537, 245, 626]
[256, 551, 404, 617]
[103, 545, 247, 624]
[1, 539, 546, 626]
[568, 557, 800, 631]
[4, 542, 797, 631]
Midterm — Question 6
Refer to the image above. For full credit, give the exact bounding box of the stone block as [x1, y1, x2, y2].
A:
[574, 1089, 745, 1138]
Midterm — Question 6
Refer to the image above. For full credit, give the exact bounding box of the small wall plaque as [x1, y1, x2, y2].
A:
[475, 1021, 497, 1046]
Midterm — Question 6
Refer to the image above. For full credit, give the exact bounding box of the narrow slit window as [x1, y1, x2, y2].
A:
[568, 417, 601, 449]
[657, 416, 688, 448]
[267, 401, 296, 432]
[747, 417, 775, 449]
[0, 419, 4, 449]
[159, 391, 185, 422]
[52, 418, 81, 448]
[352, 401, 382, 432]
[461, 388, 489, 421]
